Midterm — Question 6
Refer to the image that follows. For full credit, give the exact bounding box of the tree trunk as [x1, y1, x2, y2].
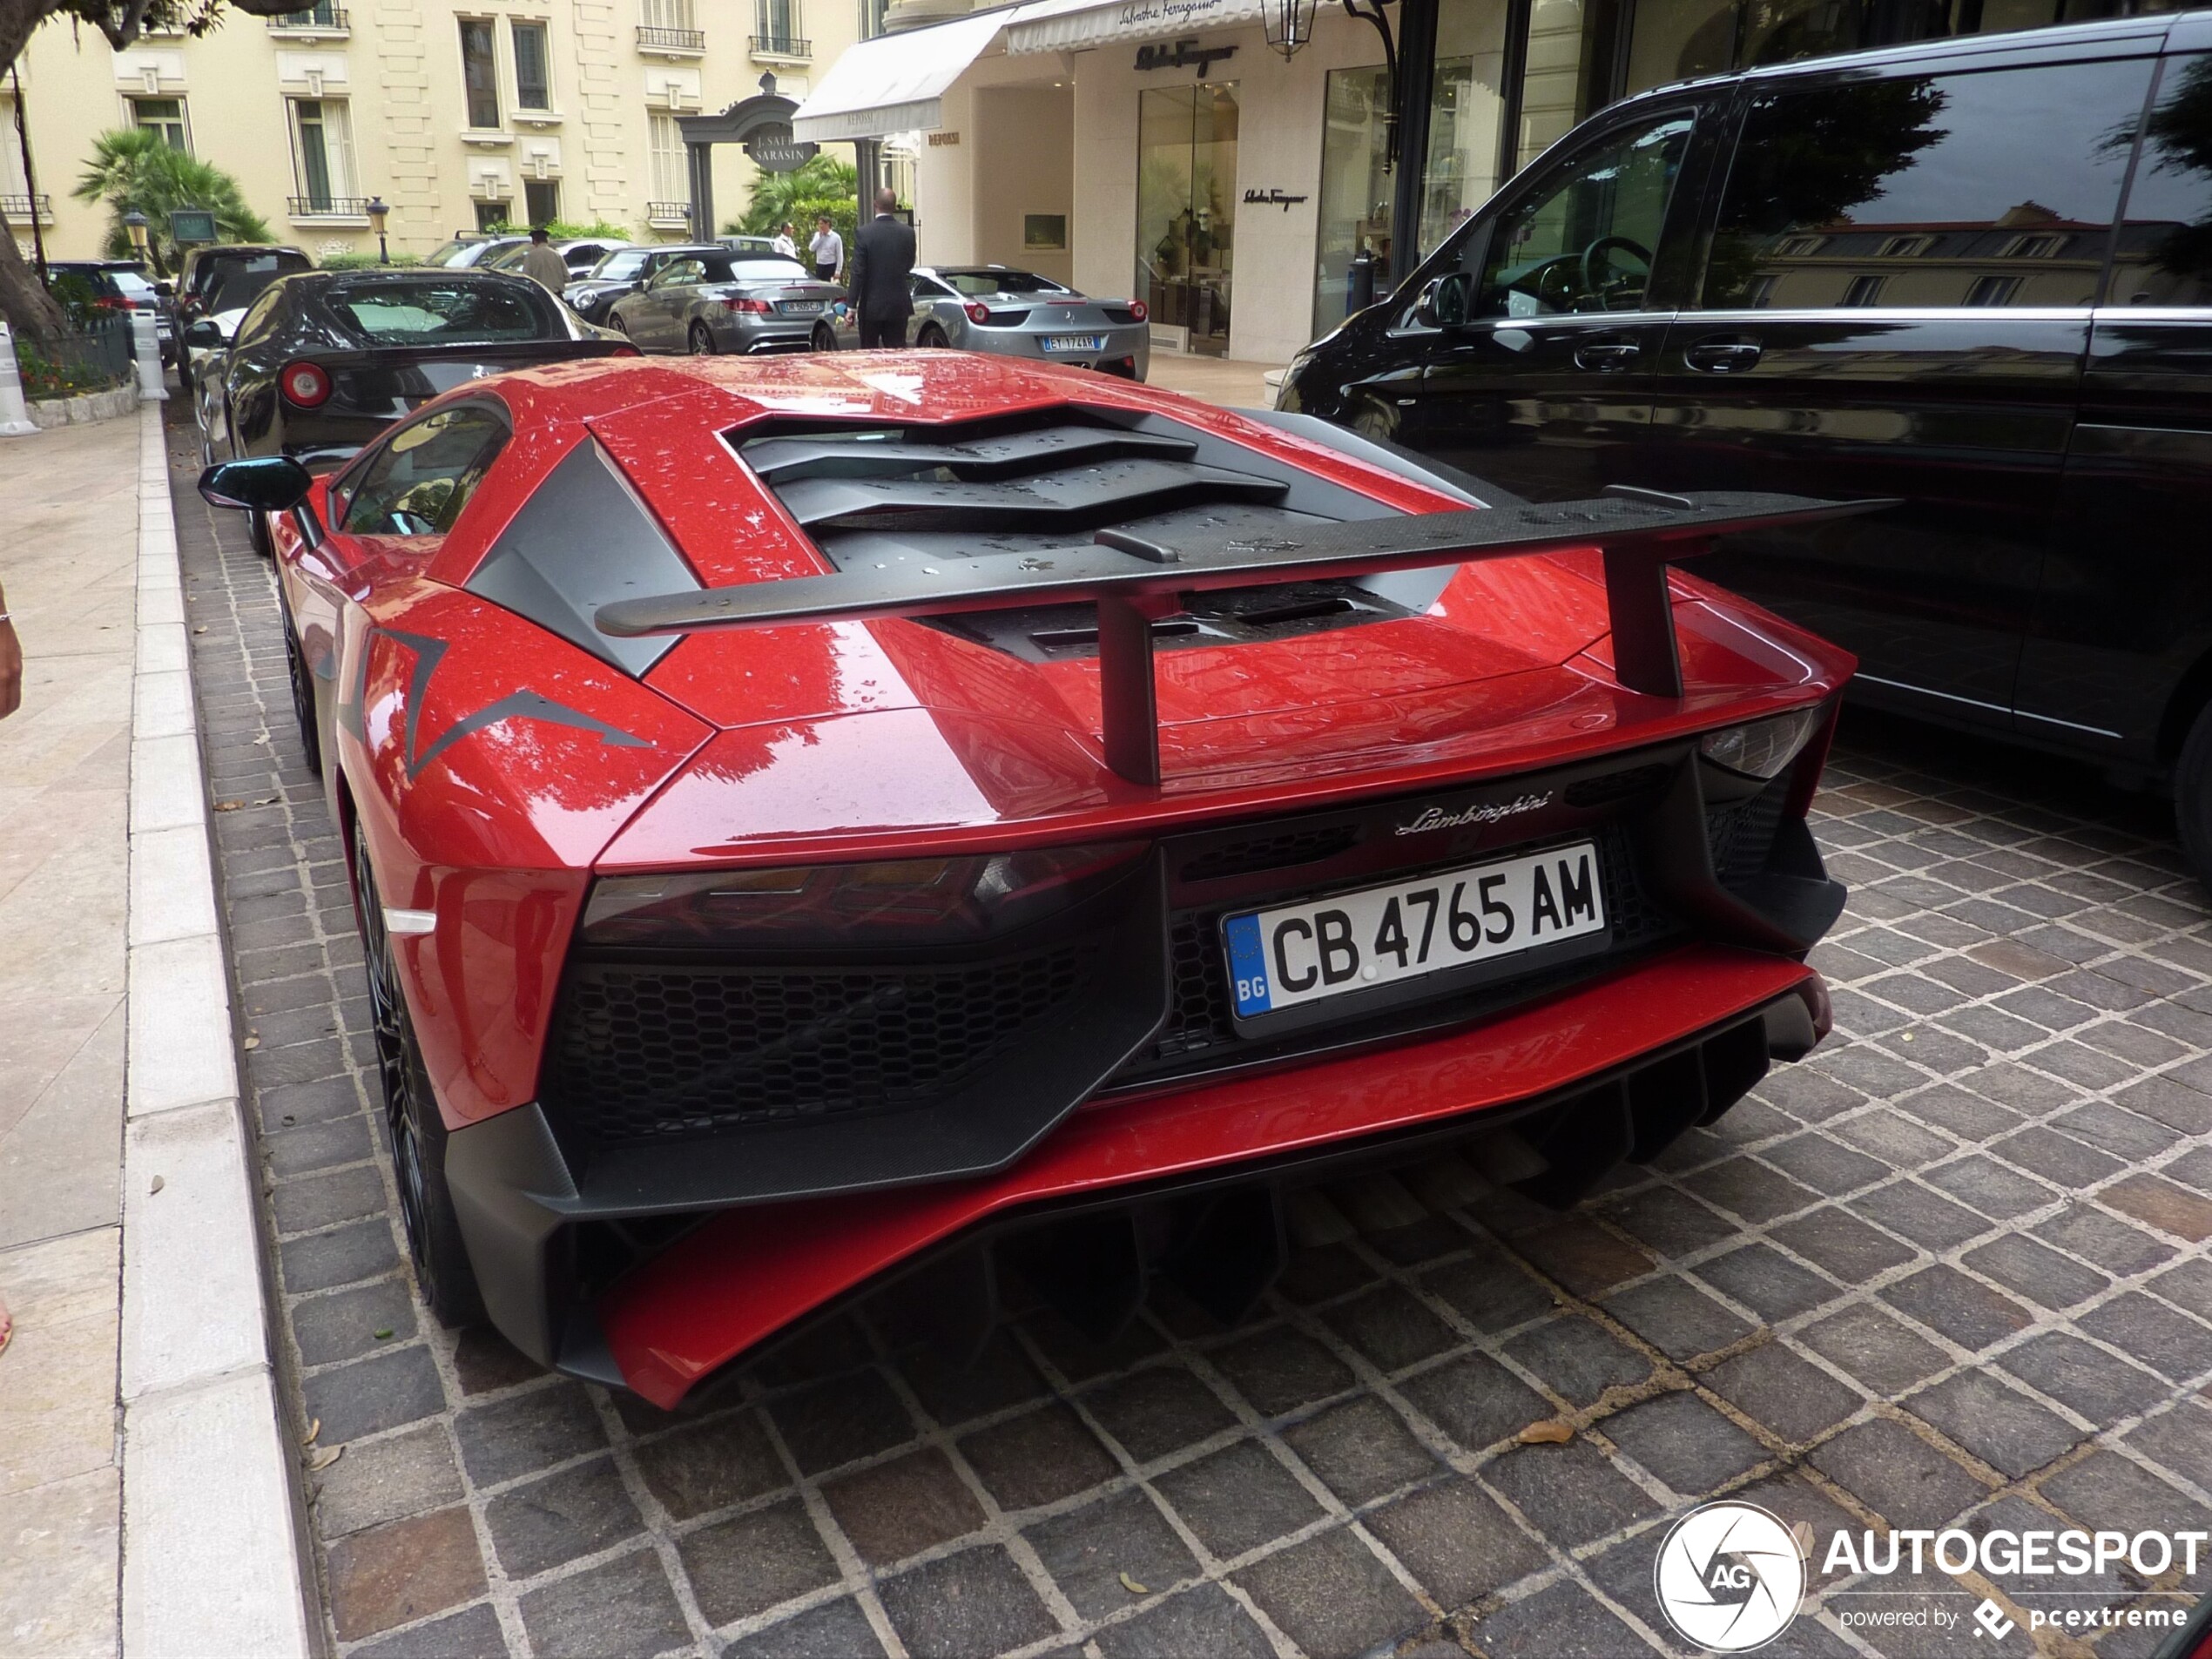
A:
[0, 0, 64, 344]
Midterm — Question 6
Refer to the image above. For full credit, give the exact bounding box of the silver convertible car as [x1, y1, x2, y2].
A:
[608, 251, 853, 354]
[909, 266, 1150, 380]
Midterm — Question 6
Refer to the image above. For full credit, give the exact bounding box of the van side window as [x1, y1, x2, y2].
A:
[1471, 114, 1696, 319]
[1700, 59, 2153, 311]
[2110, 53, 2212, 307]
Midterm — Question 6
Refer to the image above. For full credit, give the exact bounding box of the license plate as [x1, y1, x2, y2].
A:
[1223, 841, 1606, 1019]
[1042, 334, 1106, 353]
[781, 300, 824, 314]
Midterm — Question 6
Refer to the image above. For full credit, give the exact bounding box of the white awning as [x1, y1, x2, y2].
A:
[789, 12, 1008, 140]
[1003, 0, 1265, 55]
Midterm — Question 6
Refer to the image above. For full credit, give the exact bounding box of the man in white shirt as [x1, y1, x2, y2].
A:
[809, 215, 843, 283]
[772, 222, 798, 260]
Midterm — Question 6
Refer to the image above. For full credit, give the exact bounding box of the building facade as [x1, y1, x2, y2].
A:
[4, 0, 867, 264]
[796, 0, 2191, 365]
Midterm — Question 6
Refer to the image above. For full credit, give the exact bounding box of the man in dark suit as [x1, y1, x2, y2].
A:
[848, 187, 916, 350]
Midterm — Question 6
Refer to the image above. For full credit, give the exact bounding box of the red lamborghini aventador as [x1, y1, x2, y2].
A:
[198, 353, 1869, 1408]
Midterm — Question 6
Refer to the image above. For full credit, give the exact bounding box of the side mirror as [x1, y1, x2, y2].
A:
[185, 319, 225, 347]
[155, 280, 175, 298]
[198, 455, 314, 514]
[1414, 271, 1474, 331]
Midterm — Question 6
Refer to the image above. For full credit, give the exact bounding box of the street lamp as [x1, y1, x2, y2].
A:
[366, 195, 390, 265]
[123, 208, 150, 259]
[1260, 0, 1318, 57]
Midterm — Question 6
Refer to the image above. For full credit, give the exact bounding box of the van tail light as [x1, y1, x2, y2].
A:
[279, 361, 332, 408]
[1129, 300, 1148, 323]
[722, 296, 772, 314]
[965, 301, 990, 324]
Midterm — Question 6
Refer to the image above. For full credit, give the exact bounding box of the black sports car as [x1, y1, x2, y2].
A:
[192, 268, 633, 483]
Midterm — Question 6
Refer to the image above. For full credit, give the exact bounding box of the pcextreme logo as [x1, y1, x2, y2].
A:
[1653, 1502, 1807, 1652]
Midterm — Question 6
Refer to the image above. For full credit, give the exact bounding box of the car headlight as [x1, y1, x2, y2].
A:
[1698, 706, 1825, 780]
[579, 841, 1151, 948]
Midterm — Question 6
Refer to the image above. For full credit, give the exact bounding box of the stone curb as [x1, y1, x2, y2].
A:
[28, 384, 141, 428]
[118, 400, 319, 1658]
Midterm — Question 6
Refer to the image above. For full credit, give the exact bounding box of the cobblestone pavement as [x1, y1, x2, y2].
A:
[165, 408, 2212, 1659]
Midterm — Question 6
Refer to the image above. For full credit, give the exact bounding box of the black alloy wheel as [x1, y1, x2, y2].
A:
[917, 323, 949, 348]
[276, 584, 321, 774]
[812, 322, 836, 353]
[689, 321, 717, 355]
[353, 830, 485, 1327]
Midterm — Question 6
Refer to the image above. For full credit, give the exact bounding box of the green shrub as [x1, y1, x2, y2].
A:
[479, 217, 632, 240]
[317, 251, 424, 270]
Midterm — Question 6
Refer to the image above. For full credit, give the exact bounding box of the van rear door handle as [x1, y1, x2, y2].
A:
[1573, 339, 1641, 372]
[1685, 336, 1764, 374]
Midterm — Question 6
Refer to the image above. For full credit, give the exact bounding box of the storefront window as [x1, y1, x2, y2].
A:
[1516, 0, 1628, 167]
[1422, 0, 1510, 246]
[1626, 0, 1864, 96]
[1313, 67, 1393, 335]
[1137, 83, 1238, 356]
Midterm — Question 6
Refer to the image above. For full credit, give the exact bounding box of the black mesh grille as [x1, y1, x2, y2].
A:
[1708, 779, 1790, 885]
[1123, 825, 1675, 1081]
[1179, 824, 1362, 883]
[542, 944, 1090, 1144]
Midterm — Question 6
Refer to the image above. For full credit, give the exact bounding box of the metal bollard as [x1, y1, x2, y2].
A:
[0, 320, 37, 436]
[1346, 248, 1379, 318]
[132, 307, 168, 401]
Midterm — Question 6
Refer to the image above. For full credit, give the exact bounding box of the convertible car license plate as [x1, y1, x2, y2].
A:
[1042, 334, 1106, 353]
[781, 300, 824, 314]
[1222, 841, 1606, 1018]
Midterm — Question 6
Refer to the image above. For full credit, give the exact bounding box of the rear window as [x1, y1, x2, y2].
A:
[1701, 59, 2153, 311]
[590, 248, 654, 280]
[204, 253, 312, 314]
[2110, 53, 2212, 307]
[110, 271, 156, 299]
[322, 279, 559, 344]
[937, 270, 1072, 295]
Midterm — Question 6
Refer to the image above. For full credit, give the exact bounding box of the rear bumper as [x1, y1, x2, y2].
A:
[977, 326, 1151, 374]
[447, 945, 1824, 1405]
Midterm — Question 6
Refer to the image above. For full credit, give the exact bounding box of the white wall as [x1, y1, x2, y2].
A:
[973, 85, 1074, 284]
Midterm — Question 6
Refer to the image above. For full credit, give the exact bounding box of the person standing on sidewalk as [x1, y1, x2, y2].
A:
[810, 214, 843, 284]
[848, 189, 915, 350]
[517, 226, 570, 294]
[773, 222, 799, 260]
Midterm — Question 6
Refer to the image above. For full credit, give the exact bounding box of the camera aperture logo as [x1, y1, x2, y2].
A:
[1654, 1502, 1806, 1652]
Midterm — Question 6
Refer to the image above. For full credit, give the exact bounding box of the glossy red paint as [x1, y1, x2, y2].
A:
[600, 946, 1822, 1407]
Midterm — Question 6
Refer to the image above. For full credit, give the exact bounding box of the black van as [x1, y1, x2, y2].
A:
[1280, 12, 2212, 865]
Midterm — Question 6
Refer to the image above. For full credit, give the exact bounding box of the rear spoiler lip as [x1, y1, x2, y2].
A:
[595, 486, 1892, 787]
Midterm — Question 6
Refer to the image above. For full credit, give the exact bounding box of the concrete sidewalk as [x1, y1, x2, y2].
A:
[1, 402, 314, 1659]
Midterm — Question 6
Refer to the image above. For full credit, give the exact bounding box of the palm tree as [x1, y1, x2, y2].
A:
[72, 128, 273, 276]
[730, 156, 860, 257]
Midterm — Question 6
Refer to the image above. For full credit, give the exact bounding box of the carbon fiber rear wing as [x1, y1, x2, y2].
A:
[595, 486, 1886, 787]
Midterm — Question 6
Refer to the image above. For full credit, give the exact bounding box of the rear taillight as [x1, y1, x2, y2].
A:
[1129, 300, 1148, 323]
[95, 296, 131, 312]
[579, 841, 1150, 948]
[279, 361, 332, 408]
[722, 296, 772, 314]
[964, 301, 990, 325]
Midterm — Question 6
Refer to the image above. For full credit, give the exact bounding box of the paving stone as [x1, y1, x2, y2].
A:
[1318, 1284, 1460, 1372]
[1508, 1217, 1655, 1297]
[897, 1334, 1051, 1426]
[1696, 1242, 1838, 1322]
[1275, 1242, 1380, 1305]
[1855, 1179, 1995, 1250]
[724, 1597, 887, 1659]
[1025, 1487, 1198, 1620]
[1210, 1323, 1358, 1417]
[1603, 1390, 1769, 1494]
[302, 1345, 447, 1446]
[1600, 1275, 1754, 1362]
[1090, 1583, 1274, 1659]
[278, 1216, 398, 1298]
[1501, 1315, 1650, 1406]
[1797, 1303, 1951, 1395]
[1481, 1439, 1660, 1547]
[1964, 1234, 2112, 1311]
[1809, 1417, 1993, 1529]
[1703, 1343, 1865, 1444]
[1599, 1187, 1740, 1257]
[1878, 1264, 2034, 1352]
[2074, 1294, 2212, 1384]
[2101, 1174, 2212, 1242]
[756, 1368, 913, 1477]
[325, 1506, 487, 1642]
[1282, 1394, 1441, 1507]
[1419, 1253, 1560, 1332]
[677, 1497, 839, 1626]
[289, 1278, 416, 1369]
[312, 1422, 466, 1540]
[2041, 1451, 2212, 1538]
[1080, 1363, 1238, 1464]
[2145, 1258, 2212, 1321]
[876, 1546, 1061, 1658]
[1998, 1332, 2168, 1420]
[346, 1603, 509, 1659]
[517, 1549, 690, 1659]
[2032, 1205, 2175, 1276]
[1154, 1438, 1325, 1561]
[270, 1163, 387, 1236]
[453, 1384, 607, 1488]
[451, 1326, 543, 1396]
[1770, 1206, 1918, 1281]
[1904, 1369, 2082, 1478]
[630, 1410, 786, 1522]
[1464, 1577, 1658, 1658]
[821, 1447, 987, 1566]
[1233, 1525, 1427, 1658]
[1398, 1351, 1553, 1455]
[484, 1455, 644, 1579]
[958, 1403, 1117, 1513]
[1683, 1157, 1824, 1224]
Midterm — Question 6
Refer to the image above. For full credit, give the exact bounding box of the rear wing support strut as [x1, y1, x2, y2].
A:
[597, 486, 1887, 789]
